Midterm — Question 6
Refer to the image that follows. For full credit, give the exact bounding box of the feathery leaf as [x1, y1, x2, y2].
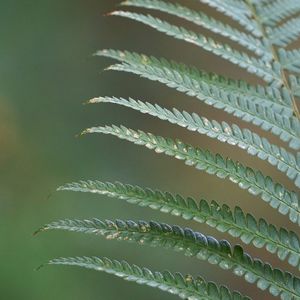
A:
[289, 75, 300, 98]
[268, 17, 300, 47]
[47, 256, 251, 300]
[89, 96, 300, 187]
[96, 49, 300, 149]
[109, 11, 281, 85]
[41, 219, 300, 299]
[82, 124, 300, 224]
[121, 0, 268, 58]
[58, 180, 300, 270]
[197, 0, 261, 37]
[256, 0, 300, 26]
[278, 49, 300, 74]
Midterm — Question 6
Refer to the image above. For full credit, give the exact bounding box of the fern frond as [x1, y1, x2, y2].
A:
[96, 49, 300, 149]
[40, 219, 300, 299]
[47, 256, 250, 300]
[278, 49, 300, 74]
[82, 125, 300, 224]
[109, 11, 281, 85]
[250, 0, 273, 5]
[289, 75, 300, 98]
[256, 0, 300, 26]
[89, 96, 300, 187]
[197, 0, 261, 37]
[199, 0, 251, 16]
[58, 180, 300, 270]
[120, 0, 268, 58]
[268, 17, 300, 47]
[99, 50, 291, 114]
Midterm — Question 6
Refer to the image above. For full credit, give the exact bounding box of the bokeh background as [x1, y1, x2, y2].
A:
[1, 1, 299, 299]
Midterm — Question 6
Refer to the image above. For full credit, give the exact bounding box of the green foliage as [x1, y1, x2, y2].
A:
[39, 1, 300, 299]
[57, 180, 300, 270]
[40, 219, 300, 299]
[121, 0, 267, 57]
[47, 256, 251, 300]
[89, 96, 300, 187]
[96, 49, 300, 149]
[109, 10, 280, 84]
[82, 124, 300, 224]
[269, 17, 300, 47]
[256, 0, 300, 25]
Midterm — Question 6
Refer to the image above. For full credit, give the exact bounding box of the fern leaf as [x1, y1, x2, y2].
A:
[97, 49, 292, 115]
[199, 0, 250, 16]
[256, 0, 300, 26]
[250, 0, 273, 6]
[278, 49, 300, 74]
[40, 219, 300, 299]
[268, 17, 300, 47]
[289, 75, 300, 98]
[197, 0, 261, 37]
[46, 256, 251, 300]
[120, 0, 268, 58]
[109, 11, 281, 85]
[58, 180, 300, 270]
[82, 125, 300, 224]
[89, 96, 300, 187]
[96, 49, 300, 149]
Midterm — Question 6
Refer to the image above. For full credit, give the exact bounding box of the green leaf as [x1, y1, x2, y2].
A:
[289, 75, 300, 98]
[89, 96, 300, 187]
[278, 48, 300, 74]
[96, 50, 300, 149]
[40, 219, 300, 299]
[256, 0, 300, 26]
[121, 0, 269, 58]
[268, 17, 300, 47]
[109, 11, 281, 85]
[82, 124, 300, 224]
[46, 256, 251, 300]
[197, 0, 262, 37]
[57, 180, 300, 270]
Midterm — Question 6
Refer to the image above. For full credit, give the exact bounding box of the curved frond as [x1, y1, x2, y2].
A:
[58, 180, 300, 270]
[256, 0, 300, 26]
[82, 124, 300, 224]
[99, 50, 291, 114]
[40, 219, 300, 299]
[121, 0, 268, 58]
[96, 49, 300, 150]
[197, 0, 261, 37]
[47, 256, 250, 300]
[109, 11, 281, 85]
[89, 96, 300, 187]
[268, 17, 300, 47]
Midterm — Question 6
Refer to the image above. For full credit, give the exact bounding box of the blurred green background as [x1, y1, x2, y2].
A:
[1, 1, 298, 299]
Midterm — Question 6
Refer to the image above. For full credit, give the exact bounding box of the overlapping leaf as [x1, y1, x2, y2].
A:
[278, 49, 300, 74]
[89, 96, 300, 187]
[197, 0, 261, 37]
[290, 75, 300, 98]
[82, 124, 300, 224]
[96, 49, 300, 149]
[41, 1, 300, 299]
[46, 256, 251, 300]
[39, 219, 300, 299]
[268, 17, 300, 47]
[256, 0, 300, 26]
[121, 0, 268, 58]
[109, 11, 281, 85]
[58, 180, 300, 269]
